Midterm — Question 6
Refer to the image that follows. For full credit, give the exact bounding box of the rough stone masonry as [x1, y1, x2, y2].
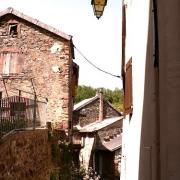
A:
[0, 129, 51, 180]
[0, 8, 76, 129]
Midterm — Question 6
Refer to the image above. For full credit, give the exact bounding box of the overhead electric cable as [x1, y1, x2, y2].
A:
[73, 44, 122, 79]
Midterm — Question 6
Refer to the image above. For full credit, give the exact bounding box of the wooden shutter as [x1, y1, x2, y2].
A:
[10, 52, 18, 74]
[16, 54, 23, 74]
[124, 58, 133, 114]
[10, 52, 23, 74]
[0, 50, 23, 75]
[2, 53, 11, 75]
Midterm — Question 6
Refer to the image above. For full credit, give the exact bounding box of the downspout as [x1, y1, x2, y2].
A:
[152, 0, 160, 179]
[69, 36, 75, 143]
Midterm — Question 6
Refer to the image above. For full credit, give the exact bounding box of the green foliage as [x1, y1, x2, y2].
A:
[50, 171, 59, 180]
[112, 102, 123, 112]
[50, 133, 85, 180]
[51, 143, 61, 164]
[75, 85, 96, 103]
[75, 85, 123, 111]
[50, 130, 101, 179]
[103, 88, 123, 104]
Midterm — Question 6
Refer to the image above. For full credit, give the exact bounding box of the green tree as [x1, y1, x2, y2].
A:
[75, 85, 123, 111]
[75, 85, 96, 103]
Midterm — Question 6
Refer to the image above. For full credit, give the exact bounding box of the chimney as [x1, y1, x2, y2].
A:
[97, 88, 104, 121]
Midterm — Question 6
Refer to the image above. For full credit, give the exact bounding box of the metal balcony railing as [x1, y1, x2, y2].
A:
[0, 93, 46, 138]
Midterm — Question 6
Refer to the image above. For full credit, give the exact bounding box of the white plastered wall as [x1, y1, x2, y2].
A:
[120, 0, 151, 180]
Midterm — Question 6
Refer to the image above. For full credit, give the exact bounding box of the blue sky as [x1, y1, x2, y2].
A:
[0, 0, 122, 90]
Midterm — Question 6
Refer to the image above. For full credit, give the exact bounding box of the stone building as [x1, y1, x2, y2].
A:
[72, 91, 123, 180]
[0, 7, 78, 130]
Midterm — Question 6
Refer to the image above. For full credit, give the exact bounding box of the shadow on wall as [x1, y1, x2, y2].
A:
[139, 1, 159, 180]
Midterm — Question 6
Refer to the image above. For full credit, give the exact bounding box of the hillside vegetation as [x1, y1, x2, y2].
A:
[75, 85, 123, 111]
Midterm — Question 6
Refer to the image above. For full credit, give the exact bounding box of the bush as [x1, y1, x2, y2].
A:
[83, 167, 101, 180]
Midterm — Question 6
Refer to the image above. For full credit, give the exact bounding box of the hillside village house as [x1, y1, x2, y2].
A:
[72, 90, 123, 180]
[120, 0, 180, 180]
[0, 7, 78, 132]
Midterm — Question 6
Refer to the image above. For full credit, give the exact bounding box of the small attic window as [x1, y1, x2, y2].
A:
[7, 19, 20, 37]
[9, 24, 18, 36]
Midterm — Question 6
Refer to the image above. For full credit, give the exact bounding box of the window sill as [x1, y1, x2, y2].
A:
[0, 74, 24, 79]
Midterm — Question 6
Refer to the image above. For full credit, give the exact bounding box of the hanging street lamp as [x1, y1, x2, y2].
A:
[91, 0, 107, 19]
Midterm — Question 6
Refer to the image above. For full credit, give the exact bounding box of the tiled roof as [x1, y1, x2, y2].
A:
[0, 7, 71, 40]
[98, 134, 122, 151]
[79, 116, 123, 132]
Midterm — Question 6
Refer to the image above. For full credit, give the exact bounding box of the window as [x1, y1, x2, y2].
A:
[0, 49, 23, 76]
[124, 58, 133, 115]
[10, 102, 26, 117]
[9, 24, 18, 36]
[8, 20, 20, 37]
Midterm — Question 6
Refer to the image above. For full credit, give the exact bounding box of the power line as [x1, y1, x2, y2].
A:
[73, 44, 122, 79]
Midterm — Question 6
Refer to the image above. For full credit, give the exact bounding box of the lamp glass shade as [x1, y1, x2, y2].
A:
[91, 0, 107, 19]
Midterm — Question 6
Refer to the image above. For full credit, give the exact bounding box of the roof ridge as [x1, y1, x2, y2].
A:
[74, 96, 98, 111]
[0, 7, 71, 41]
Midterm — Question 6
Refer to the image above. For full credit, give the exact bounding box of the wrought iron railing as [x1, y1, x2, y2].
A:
[0, 93, 45, 138]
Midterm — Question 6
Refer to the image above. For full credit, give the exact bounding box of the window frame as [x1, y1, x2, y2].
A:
[7, 20, 20, 38]
[0, 48, 23, 77]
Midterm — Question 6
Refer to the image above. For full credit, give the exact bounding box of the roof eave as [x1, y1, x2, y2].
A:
[74, 96, 99, 111]
[0, 7, 71, 41]
[79, 116, 123, 133]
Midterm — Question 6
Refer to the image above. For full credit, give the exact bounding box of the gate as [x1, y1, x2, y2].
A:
[0, 94, 44, 138]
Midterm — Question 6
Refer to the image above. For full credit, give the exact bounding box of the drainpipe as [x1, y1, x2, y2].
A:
[98, 88, 104, 121]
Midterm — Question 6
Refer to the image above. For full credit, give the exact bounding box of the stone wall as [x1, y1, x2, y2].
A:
[0, 14, 73, 129]
[73, 99, 121, 127]
[77, 100, 100, 126]
[0, 129, 51, 180]
[104, 102, 121, 118]
[114, 149, 121, 178]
